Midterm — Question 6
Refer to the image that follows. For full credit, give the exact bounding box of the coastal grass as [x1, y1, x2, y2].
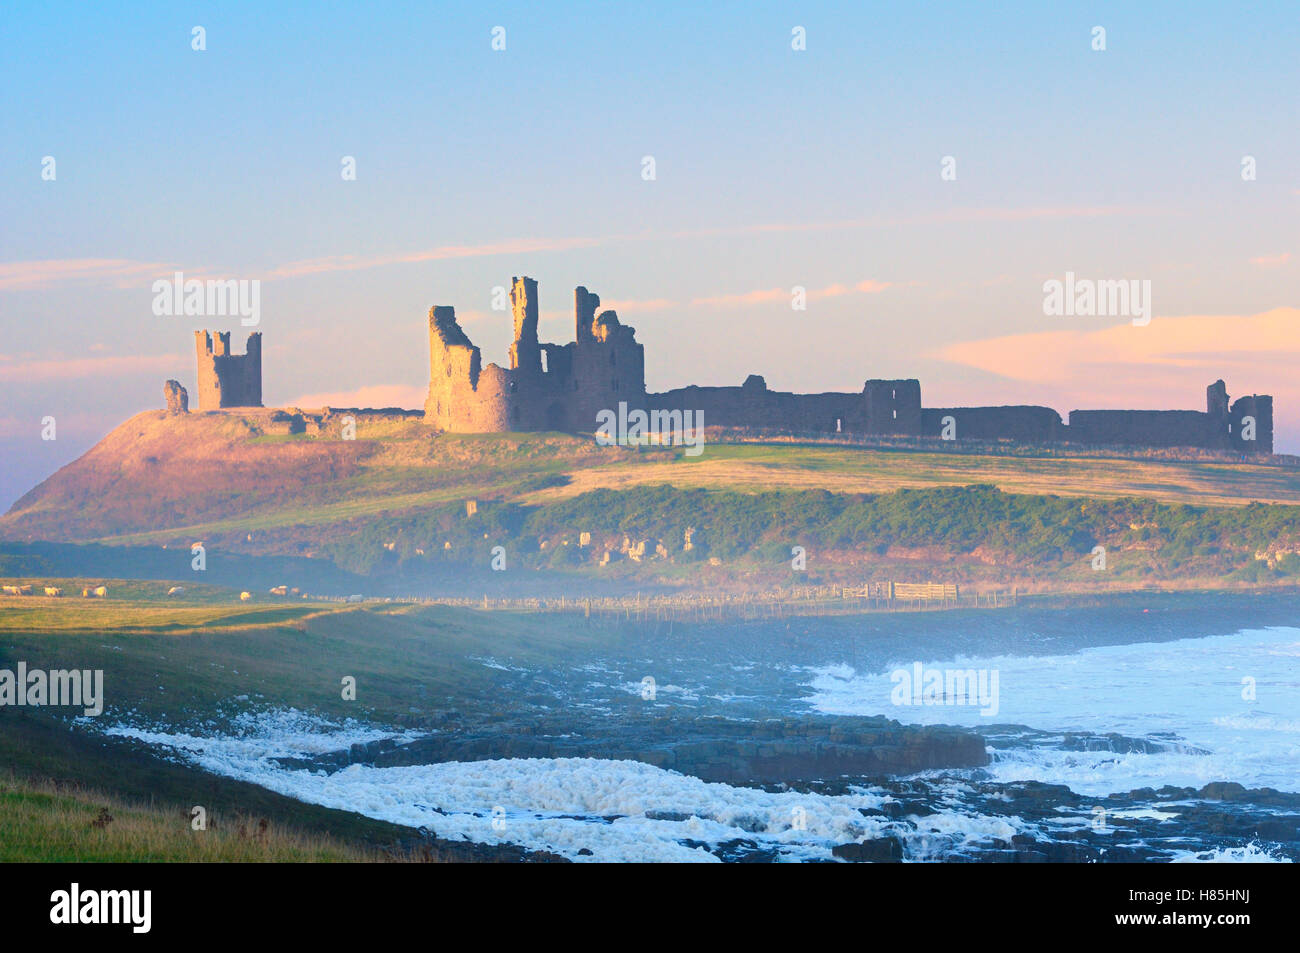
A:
[0, 578, 328, 632]
[0, 775, 391, 862]
[0, 595, 617, 861]
[0, 593, 620, 722]
[535, 443, 1300, 508]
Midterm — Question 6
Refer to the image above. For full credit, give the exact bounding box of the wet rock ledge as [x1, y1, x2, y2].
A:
[279, 713, 990, 785]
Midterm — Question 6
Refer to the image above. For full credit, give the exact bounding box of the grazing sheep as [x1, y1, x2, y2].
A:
[43, 587, 63, 597]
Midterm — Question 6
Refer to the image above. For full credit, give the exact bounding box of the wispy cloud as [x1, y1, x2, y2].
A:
[264, 237, 604, 281]
[691, 279, 893, 309]
[1250, 252, 1292, 268]
[931, 307, 1300, 408]
[599, 298, 677, 313]
[2, 206, 1154, 292]
[0, 258, 175, 291]
[284, 384, 426, 409]
[0, 352, 177, 382]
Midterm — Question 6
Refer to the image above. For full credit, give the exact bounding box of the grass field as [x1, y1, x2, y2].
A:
[0, 775, 390, 862]
[528, 443, 1300, 509]
[4, 414, 1300, 599]
[6, 415, 1299, 553]
[0, 591, 615, 862]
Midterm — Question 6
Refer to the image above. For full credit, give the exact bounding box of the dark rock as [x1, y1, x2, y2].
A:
[832, 836, 905, 863]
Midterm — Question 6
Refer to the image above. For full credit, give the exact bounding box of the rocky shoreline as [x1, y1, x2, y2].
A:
[277, 712, 989, 784]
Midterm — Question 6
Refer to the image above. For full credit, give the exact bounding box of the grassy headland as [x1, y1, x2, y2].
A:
[3, 411, 1299, 598]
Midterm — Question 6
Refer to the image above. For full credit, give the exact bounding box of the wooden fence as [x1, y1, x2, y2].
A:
[328, 581, 1016, 622]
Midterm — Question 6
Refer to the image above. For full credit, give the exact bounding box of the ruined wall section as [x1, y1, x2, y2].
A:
[423, 279, 647, 434]
[1230, 395, 1273, 454]
[863, 380, 922, 434]
[567, 286, 645, 434]
[1066, 410, 1221, 449]
[424, 306, 512, 431]
[194, 330, 262, 410]
[921, 406, 1064, 443]
[648, 377, 921, 435]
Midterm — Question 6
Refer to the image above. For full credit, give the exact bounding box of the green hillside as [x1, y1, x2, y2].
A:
[4, 410, 1300, 595]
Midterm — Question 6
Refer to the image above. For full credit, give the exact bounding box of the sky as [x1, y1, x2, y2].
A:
[2, 1, 1298, 510]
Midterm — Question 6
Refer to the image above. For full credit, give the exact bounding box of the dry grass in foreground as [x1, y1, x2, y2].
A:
[0, 774, 432, 862]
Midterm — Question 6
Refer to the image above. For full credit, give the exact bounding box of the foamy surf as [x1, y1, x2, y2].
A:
[802, 626, 1300, 795]
[97, 710, 1027, 862]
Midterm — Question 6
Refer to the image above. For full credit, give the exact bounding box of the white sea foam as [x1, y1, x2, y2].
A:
[802, 627, 1300, 795]
[1169, 842, 1293, 863]
[98, 711, 1029, 863]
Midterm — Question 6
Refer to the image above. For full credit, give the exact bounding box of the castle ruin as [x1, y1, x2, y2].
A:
[421, 276, 1274, 454]
[424, 277, 644, 432]
[168, 277, 1274, 454]
[194, 330, 262, 410]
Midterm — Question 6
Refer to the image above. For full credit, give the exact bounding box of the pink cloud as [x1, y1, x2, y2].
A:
[1250, 252, 1292, 267]
[599, 298, 677, 313]
[264, 236, 603, 281]
[930, 307, 1300, 409]
[691, 279, 893, 309]
[283, 384, 427, 410]
[0, 352, 177, 382]
[2, 206, 1151, 292]
[690, 287, 788, 308]
[0, 258, 175, 291]
[670, 206, 1152, 242]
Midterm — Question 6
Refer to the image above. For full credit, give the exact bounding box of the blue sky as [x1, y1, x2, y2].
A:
[2, 1, 1298, 507]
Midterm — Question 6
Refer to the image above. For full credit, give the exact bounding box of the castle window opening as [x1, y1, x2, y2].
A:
[835, 418, 842, 433]
[541, 351, 548, 373]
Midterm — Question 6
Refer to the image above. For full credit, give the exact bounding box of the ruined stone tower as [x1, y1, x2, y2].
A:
[424, 277, 645, 433]
[195, 330, 262, 410]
